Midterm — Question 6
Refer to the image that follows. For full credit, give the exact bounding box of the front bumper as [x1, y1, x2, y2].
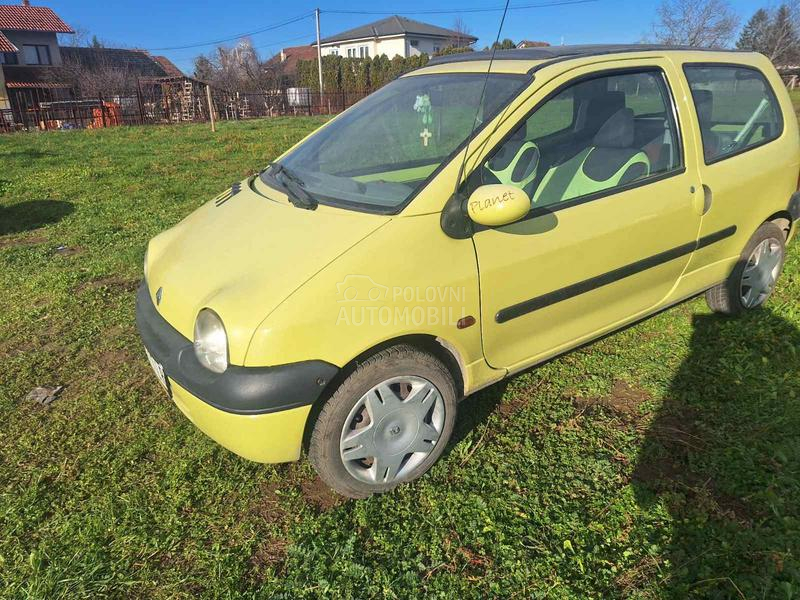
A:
[135, 281, 338, 462]
[171, 380, 312, 463]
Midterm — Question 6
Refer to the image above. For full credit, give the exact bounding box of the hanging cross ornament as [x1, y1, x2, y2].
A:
[413, 94, 433, 148]
[420, 128, 432, 147]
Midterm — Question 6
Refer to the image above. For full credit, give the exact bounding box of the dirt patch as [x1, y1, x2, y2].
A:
[573, 380, 651, 421]
[95, 348, 136, 373]
[497, 395, 526, 416]
[248, 480, 293, 581]
[251, 480, 289, 525]
[649, 412, 704, 451]
[300, 476, 342, 512]
[249, 537, 289, 581]
[75, 276, 138, 295]
[0, 234, 47, 249]
[497, 376, 550, 417]
[633, 406, 758, 524]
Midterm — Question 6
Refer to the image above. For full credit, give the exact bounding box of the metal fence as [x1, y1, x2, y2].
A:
[0, 83, 372, 133]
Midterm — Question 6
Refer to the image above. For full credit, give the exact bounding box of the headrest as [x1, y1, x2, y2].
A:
[693, 89, 714, 123]
[593, 107, 635, 148]
[586, 91, 625, 124]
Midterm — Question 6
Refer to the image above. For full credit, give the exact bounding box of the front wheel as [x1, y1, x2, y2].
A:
[706, 221, 786, 315]
[309, 345, 457, 499]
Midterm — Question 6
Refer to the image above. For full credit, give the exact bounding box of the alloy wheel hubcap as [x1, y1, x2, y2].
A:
[740, 238, 782, 309]
[339, 376, 445, 485]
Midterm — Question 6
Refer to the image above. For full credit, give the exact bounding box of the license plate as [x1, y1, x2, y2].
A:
[144, 347, 171, 397]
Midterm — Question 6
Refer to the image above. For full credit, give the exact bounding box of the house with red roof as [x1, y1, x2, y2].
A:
[0, 1, 189, 128]
[0, 0, 73, 110]
[265, 45, 317, 85]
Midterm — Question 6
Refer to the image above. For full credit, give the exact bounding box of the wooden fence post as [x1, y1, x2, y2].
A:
[206, 84, 216, 132]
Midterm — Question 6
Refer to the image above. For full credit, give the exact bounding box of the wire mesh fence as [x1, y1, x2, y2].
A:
[0, 79, 371, 133]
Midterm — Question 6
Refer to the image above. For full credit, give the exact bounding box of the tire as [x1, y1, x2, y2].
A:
[309, 345, 457, 499]
[706, 221, 786, 316]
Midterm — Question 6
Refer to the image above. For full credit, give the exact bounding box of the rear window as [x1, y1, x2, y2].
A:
[683, 65, 783, 163]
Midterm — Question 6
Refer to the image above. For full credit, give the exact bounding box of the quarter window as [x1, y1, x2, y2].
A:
[468, 69, 682, 211]
[684, 65, 782, 163]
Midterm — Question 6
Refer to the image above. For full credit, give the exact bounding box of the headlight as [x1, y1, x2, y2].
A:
[194, 309, 228, 373]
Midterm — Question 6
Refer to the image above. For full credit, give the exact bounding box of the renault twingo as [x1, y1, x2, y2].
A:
[138, 45, 800, 498]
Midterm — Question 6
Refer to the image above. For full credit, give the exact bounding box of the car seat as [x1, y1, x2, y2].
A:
[532, 107, 651, 206]
[485, 125, 540, 191]
[692, 89, 721, 159]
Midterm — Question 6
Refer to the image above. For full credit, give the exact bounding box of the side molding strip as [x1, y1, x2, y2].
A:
[495, 225, 736, 324]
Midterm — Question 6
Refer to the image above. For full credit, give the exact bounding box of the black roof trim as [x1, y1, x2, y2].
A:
[427, 44, 748, 67]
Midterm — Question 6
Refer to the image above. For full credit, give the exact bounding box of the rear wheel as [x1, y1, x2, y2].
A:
[706, 222, 786, 315]
[309, 345, 457, 498]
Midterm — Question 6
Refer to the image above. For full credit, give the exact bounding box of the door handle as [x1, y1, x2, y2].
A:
[690, 185, 712, 216]
[702, 184, 713, 215]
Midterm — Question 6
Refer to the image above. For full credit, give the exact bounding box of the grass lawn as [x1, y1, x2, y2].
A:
[1, 113, 800, 599]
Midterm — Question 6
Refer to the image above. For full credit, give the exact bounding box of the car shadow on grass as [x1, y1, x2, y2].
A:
[0, 199, 74, 236]
[632, 308, 800, 598]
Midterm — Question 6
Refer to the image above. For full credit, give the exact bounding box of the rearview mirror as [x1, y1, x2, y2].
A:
[466, 184, 530, 227]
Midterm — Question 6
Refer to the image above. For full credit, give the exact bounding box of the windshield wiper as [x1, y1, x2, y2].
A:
[268, 163, 318, 210]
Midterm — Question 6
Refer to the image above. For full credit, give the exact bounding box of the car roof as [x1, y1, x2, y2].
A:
[412, 44, 753, 76]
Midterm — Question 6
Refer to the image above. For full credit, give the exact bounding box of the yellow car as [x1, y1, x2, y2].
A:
[138, 45, 800, 498]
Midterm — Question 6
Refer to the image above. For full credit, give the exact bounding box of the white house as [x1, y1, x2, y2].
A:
[315, 15, 477, 59]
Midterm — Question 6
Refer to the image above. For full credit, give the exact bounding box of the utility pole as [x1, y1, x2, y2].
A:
[315, 8, 324, 94]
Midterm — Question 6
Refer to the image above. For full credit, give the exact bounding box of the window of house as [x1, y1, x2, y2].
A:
[347, 48, 356, 58]
[358, 45, 369, 58]
[433, 46, 441, 53]
[330, 48, 339, 56]
[0, 52, 18, 65]
[468, 69, 682, 211]
[684, 65, 782, 163]
[409, 40, 419, 47]
[22, 44, 51, 65]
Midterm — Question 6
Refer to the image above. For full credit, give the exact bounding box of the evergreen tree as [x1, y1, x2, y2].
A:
[491, 38, 516, 50]
[769, 4, 799, 64]
[737, 4, 800, 64]
[193, 56, 215, 82]
[737, 8, 770, 52]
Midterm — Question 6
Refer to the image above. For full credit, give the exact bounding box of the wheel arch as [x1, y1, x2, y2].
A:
[765, 209, 793, 240]
[301, 334, 467, 452]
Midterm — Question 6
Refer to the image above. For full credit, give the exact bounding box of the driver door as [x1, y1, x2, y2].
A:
[469, 61, 702, 370]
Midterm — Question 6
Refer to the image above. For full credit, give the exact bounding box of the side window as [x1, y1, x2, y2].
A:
[684, 65, 782, 163]
[468, 69, 682, 211]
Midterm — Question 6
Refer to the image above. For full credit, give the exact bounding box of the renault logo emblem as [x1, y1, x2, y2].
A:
[155, 287, 163, 306]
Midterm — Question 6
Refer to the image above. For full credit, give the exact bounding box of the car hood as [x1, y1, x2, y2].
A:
[145, 178, 390, 365]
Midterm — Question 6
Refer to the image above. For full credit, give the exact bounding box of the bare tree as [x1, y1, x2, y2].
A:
[194, 38, 288, 92]
[449, 17, 473, 47]
[58, 24, 90, 48]
[651, 0, 740, 48]
[56, 53, 140, 96]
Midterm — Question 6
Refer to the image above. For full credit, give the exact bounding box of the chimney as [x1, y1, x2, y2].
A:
[22, 0, 30, 6]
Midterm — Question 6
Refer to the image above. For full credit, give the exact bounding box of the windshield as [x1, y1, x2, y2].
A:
[264, 73, 529, 213]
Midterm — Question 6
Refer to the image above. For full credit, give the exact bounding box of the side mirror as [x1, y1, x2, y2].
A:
[466, 184, 530, 227]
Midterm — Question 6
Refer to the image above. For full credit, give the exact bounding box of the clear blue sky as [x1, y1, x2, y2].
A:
[44, 0, 764, 74]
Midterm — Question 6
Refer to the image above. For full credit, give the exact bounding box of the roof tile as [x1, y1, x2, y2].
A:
[0, 4, 73, 33]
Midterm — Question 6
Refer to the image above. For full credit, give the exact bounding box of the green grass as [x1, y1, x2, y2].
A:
[1, 115, 800, 599]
